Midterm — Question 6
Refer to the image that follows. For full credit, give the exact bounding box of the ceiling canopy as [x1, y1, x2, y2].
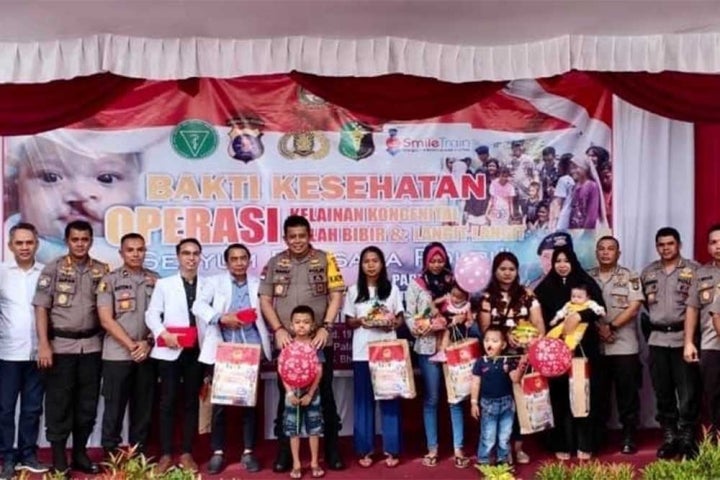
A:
[2, 0, 720, 83]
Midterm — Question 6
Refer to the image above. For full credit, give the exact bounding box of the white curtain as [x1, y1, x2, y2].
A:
[612, 96, 694, 429]
[613, 96, 695, 273]
[3, 32, 720, 83]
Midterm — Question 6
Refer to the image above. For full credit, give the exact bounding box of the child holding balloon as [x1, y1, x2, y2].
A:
[279, 305, 325, 479]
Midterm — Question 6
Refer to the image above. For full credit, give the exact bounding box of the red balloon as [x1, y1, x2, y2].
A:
[278, 342, 320, 389]
[527, 338, 573, 378]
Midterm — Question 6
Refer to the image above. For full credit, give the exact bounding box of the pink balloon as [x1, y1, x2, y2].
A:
[454, 252, 491, 293]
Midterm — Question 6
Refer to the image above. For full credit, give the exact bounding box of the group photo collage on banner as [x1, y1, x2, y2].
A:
[1, 72, 612, 372]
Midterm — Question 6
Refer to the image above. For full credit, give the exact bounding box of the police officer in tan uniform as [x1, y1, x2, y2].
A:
[685, 224, 720, 442]
[97, 233, 158, 456]
[34, 220, 109, 476]
[588, 236, 643, 454]
[259, 215, 345, 472]
[641, 227, 701, 459]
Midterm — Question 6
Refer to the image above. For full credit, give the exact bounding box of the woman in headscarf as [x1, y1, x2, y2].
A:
[478, 251, 545, 464]
[568, 153, 607, 229]
[405, 242, 470, 468]
[533, 246, 605, 460]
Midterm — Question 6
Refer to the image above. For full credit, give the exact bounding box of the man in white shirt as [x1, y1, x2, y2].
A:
[0, 223, 49, 478]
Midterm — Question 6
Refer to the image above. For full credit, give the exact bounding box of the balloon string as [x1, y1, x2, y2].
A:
[295, 388, 300, 437]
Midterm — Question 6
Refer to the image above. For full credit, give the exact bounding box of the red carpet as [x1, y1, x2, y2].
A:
[27, 430, 662, 479]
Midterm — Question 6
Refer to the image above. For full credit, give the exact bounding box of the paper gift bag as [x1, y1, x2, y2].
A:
[368, 339, 416, 400]
[211, 342, 262, 407]
[513, 372, 554, 434]
[569, 357, 590, 418]
[443, 338, 480, 404]
[198, 376, 213, 434]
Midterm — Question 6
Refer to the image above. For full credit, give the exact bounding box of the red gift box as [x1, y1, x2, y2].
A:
[235, 308, 258, 325]
[157, 326, 198, 348]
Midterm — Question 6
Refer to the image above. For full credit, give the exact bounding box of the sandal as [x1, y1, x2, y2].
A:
[453, 455, 471, 469]
[358, 454, 373, 468]
[290, 468, 303, 479]
[555, 452, 571, 461]
[310, 465, 325, 478]
[577, 450, 592, 461]
[385, 453, 400, 468]
[422, 453, 438, 467]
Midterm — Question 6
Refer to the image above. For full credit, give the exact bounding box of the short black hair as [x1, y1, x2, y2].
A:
[224, 243, 250, 263]
[596, 235, 619, 249]
[283, 215, 311, 236]
[9, 222, 37, 240]
[655, 227, 681, 244]
[542, 146, 556, 156]
[707, 224, 720, 239]
[571, 283, 589, 295]
[120, 232, 145, 247]
[291, 305, 315, 322]
[175, 238, 202, 255]
[65, 220, 93, 240]
[484, 325, 506, 339]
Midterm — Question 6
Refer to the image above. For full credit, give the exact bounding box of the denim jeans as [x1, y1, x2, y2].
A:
[417, 354, 465, 450]
[0, 360, 43, 463]
[477, 395, 515, 464]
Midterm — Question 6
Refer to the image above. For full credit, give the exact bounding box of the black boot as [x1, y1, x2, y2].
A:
[679, 426, 699, 459]
[324, 427, 345, 470]
[621, 425, 637, 455]
[50, 441, 69, 477]
[656, 426, 679, 459]
[71, 445, 100, 474]
[273, 436, 292, 473]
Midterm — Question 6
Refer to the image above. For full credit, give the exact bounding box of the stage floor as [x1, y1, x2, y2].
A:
[22, 429, 663, 479]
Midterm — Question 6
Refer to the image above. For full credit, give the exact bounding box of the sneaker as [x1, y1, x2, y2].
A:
[15, 456, 50, 473]
[429, 351, 447, 363]
[241, 452, 261, 473]
[207, 452, 225, 474]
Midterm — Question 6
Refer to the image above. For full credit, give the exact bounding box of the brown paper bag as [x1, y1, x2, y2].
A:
[443, 338, 480, 404]
[368, 339, 416, 400]
[211, 343, 262, 407]
[513, 372, 554, 434]
[198, 375, 213, 434]
[569, 357, 590, 418]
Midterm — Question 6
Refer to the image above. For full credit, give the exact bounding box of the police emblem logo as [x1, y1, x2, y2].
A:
[274, 284, 286, 296]
[38, 275, 51, 288]
[227, 116, 265, 163]
[297, 87, 328, 108]
[702, 290, 711, 302]
[119, 300, 131, 311]
[57, 293, 68, 306]
[339, 121, 375, 161]
[278, 131, 330, 160]
[98, 281, 107, 293]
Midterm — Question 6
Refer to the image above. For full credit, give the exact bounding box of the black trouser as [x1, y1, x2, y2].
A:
[100, 359, 156, 452]
[701, 350, 720, 435]
[157, 349, 205, 455]
[210, 404, 257, 452]
[0, 360, 44, 463]
[596, 354, 642, 429]
[547, 375, 595, 453]
[44, 353, 102, 449]
[649, 346, 701, 430]
[274, 346, 341, 451]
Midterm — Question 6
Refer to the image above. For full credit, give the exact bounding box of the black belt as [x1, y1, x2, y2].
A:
[50, 327, 101, 340]
[649, 322, 684, 333]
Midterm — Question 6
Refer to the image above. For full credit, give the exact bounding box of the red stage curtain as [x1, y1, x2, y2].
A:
[290, 71, 507, 121]
[590, 71, 720, 259]
[0, 73, 142, 135]
[590, 72, 720, 123]
[693, 123, 720, 263]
